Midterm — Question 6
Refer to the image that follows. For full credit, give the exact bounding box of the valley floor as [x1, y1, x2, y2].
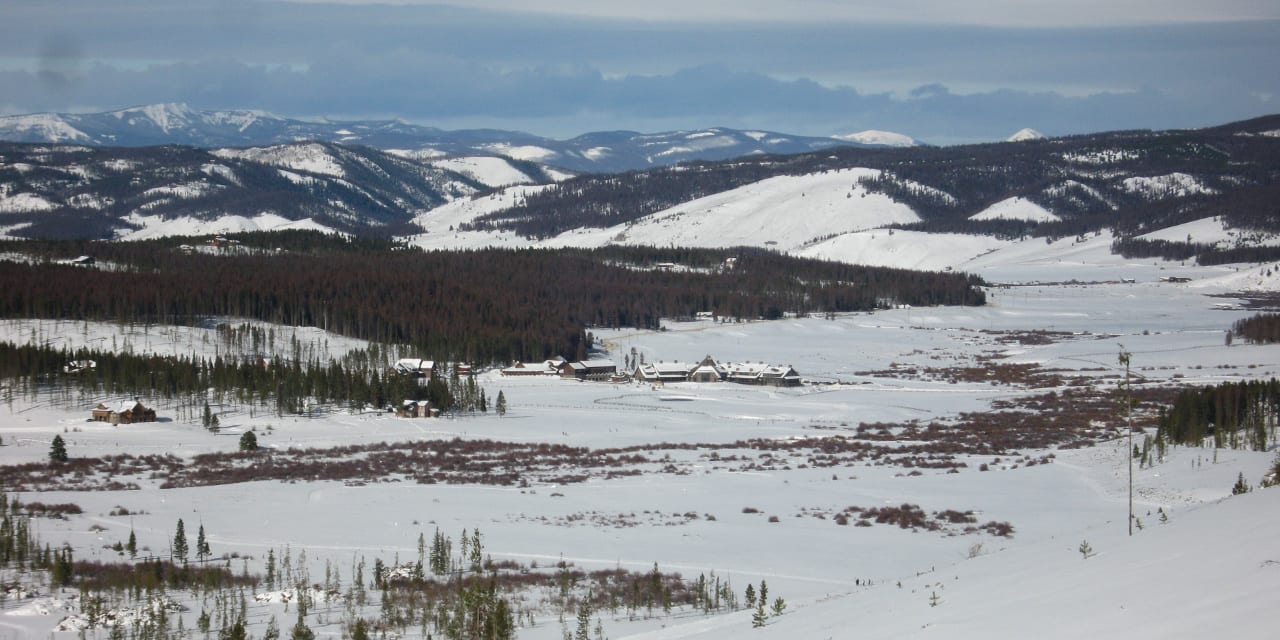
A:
[1, 276, 1277, 639]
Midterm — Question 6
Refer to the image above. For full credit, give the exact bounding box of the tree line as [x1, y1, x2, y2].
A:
[0, 238, 986, 364]
[1230, 312, 1280, 344]
[0, 340, 457, 416]
[1157, 378, 1279, 451]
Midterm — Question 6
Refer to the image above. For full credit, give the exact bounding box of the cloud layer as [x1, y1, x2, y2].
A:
[1, 1, 1276, 141]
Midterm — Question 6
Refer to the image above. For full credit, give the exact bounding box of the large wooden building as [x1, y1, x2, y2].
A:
[91, 400, 157, 425]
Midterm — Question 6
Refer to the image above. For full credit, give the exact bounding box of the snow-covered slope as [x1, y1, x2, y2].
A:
[599, 168, 921, 252]
[212, 143, 348, 178]
[797, 229, 1009, 271]
[1008, 128, 1047, 142]
[428, 156, 552, 188]
[406, 184, 559, 250]
[832, 129, 918, 147]
[711, 484, 1279, 640]
[117, 213, 341, 241]
[0, 141, 482, 239]
[969, 196, 1061, 222]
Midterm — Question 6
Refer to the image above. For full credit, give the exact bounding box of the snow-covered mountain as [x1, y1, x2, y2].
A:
[832, 129, 918, 147]
[0, 104, 891, 173]
[0, 141, 554, 239]
[6, 114, 1280, 269]
[1008, 127, 1047, 142]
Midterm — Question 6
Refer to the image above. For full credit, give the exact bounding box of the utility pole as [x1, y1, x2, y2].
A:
[1119, 347, 1133, 536]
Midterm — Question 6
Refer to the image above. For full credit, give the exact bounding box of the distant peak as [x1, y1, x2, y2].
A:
[832, 130, 917, 147]
[1008, 128, 1046, 142]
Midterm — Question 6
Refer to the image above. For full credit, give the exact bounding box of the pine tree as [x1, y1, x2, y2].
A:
[221, 616, 247, 640]
[575, 593, 592, 640]
[239, 430, 258, 451]
[349, 618, 370, 640]
[49, 435, 68, 463]
[496, 390, 507, 417]
[173, 518, 188, 563]
[770, 596, 786, 617]
[290, 609, 314, 640]
[263, 616, 280, 640]
[744, 583, 756, 609]
[197, 524, 210, 561]
[1232, 472, 1252, 495]
[126, 528, 137, 558]
[1078, 539, 1094, 559]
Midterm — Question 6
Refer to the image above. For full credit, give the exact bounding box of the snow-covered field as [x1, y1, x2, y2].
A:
[1, 265, 1277, 638]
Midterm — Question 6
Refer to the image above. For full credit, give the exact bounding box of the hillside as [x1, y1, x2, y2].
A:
[458, 115, 1280, 252]
[0, 142, 550, 239]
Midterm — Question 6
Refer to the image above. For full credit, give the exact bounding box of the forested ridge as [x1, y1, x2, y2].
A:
[0, 141, 483, 239]
[0, 236, 985, 364]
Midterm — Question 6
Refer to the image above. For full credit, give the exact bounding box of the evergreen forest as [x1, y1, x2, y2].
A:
[0, 236, 986, 365]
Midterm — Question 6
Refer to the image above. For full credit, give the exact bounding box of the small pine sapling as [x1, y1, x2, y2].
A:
[1078, 540, 1095, 559]
[1231, 472, 1251, 495]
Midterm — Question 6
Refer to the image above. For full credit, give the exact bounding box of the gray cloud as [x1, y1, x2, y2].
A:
[0, 1, 1276, 141]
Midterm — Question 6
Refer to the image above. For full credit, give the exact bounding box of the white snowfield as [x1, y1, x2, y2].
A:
[968, 196, 1060, 223]
[116, 212, 340, 240]
[396, 168, 1278, 285]
[430, 156, 541, 188]
[0, 192, 58, 213]
[1, 261, 1278, 638]
[832, 130, 918, 147]
[1122, 172, 1216, 199]
[404, 167, 926, 254]
[0, 114, 91, 142]
[601, 168, 921, 252]
[212, 143, 347, 178]
[1007, 128, 1047, 142]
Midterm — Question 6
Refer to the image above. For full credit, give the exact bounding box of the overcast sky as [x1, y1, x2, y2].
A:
[2, 0, 1277, 143]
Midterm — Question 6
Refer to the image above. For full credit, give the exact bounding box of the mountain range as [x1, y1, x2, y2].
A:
[2, 112, 1278, 272]
[0, 103, 914, 174]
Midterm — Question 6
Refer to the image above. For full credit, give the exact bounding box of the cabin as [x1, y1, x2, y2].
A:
[91, 400, 157, 425]
[395, 400, 437, 418]
[64, 360, 97, 374]
[393, 358, 435, 380]
[559, 359, 618, 381]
